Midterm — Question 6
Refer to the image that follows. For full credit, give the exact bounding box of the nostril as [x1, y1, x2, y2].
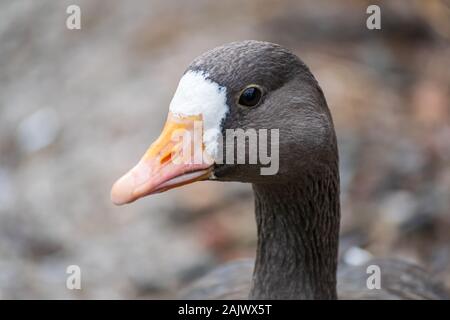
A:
[160, 153, 172, 165]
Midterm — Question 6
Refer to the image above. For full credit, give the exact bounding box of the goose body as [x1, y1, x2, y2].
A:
[112, 41, 449, 299]
[180, 259, 448, 300]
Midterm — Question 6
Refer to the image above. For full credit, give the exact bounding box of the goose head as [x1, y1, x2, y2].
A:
[111, 40, 337, 205]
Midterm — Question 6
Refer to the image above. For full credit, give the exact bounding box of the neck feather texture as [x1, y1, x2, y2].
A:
[249, 168, 340, 299]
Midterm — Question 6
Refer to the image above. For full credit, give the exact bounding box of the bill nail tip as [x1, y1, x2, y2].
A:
[111, 185, 126, 206]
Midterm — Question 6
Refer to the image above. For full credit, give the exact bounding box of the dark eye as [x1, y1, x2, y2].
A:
[238, 86, 262, 107]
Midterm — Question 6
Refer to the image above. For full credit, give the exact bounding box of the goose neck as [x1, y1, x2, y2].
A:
[250, 172, 340, 300]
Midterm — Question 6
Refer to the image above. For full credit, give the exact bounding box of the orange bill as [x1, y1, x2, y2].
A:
[111, 112, 214, 205]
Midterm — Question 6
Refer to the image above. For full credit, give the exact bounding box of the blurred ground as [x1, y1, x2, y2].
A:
[0, 0, 449, 298]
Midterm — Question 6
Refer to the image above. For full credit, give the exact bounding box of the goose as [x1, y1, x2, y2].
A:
[111, 41, 449, 300]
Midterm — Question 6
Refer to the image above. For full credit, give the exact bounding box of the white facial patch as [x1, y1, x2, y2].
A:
[169, 70, 229, 159]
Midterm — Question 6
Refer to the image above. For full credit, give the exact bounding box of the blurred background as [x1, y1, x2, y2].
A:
[0, 0, 449, 299]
